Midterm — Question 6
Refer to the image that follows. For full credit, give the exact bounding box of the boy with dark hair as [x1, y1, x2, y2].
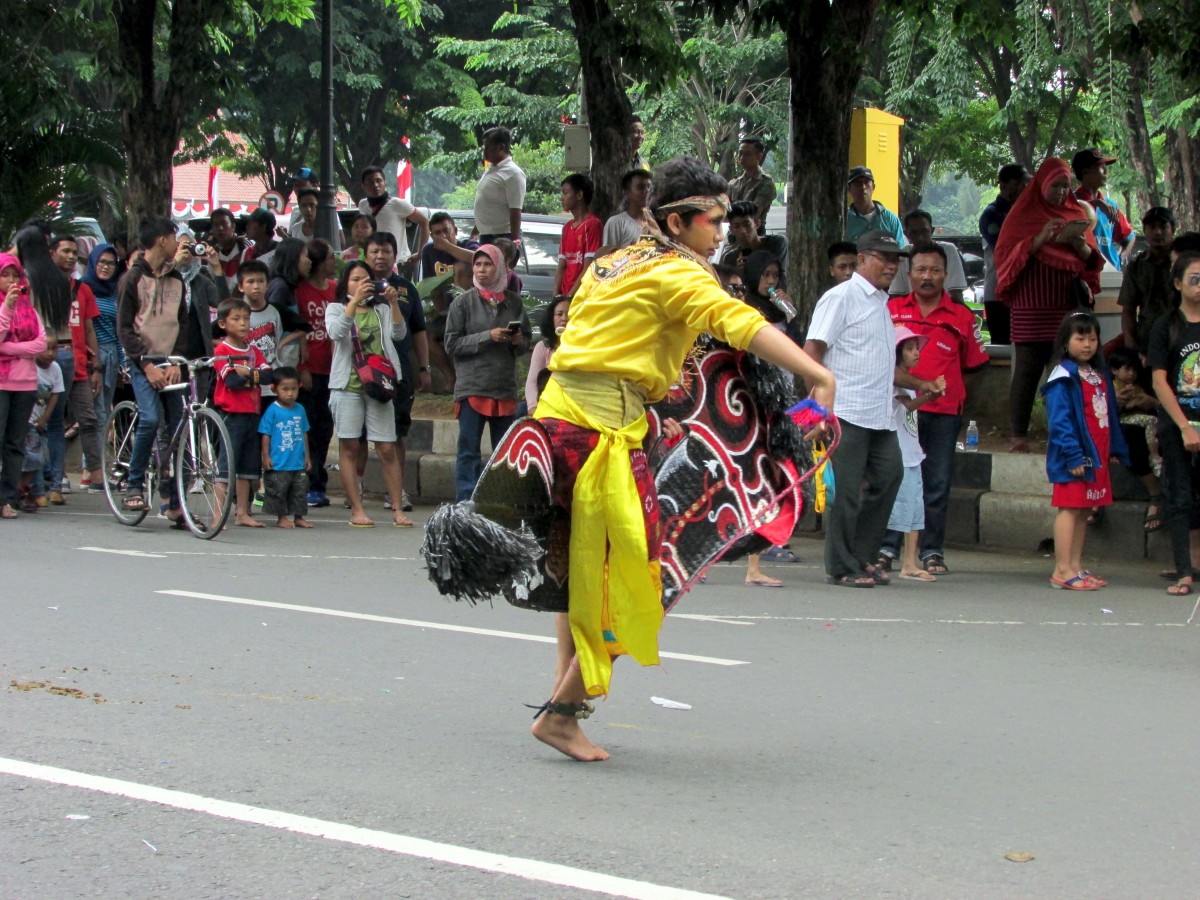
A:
[602, 169, 653, 249]
[237, 260, 287, 408]
[421, 212, 480, 393]
[116, 215, 189, 518]
[728, 137, 775, 232]
[828, 241, 858, 284]
[554, 173, 602, 297]
[719, 199, 787, 271]
[213, 296, 273, 528]
[289, 188, 321, 240]
[259, 365, 313, 529]
[242, 208, 279, 268]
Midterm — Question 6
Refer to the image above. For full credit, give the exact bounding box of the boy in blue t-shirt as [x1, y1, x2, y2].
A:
[258, 366, 313, 529]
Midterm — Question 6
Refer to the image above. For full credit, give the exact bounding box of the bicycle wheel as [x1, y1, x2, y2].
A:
[175, 405, 233, 538]
[102, 400, 148, 526]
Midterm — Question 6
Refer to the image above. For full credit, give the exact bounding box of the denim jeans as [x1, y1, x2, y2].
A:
[94, 342, 121, 439]
[127, 366, 184, 507]
[454, 402, 515, 502]
[45, 347, 73, 487]
[880, 411, 961, 561]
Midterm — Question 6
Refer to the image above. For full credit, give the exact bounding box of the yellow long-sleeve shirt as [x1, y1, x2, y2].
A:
[549, 239, 768, 400]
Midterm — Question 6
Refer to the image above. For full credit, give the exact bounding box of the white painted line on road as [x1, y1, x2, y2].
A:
[690, 614, 1194, 628]
[0, 757, 730, 900]
[671, 614, 754, 627]
[156, 590, 750, 667]
[78, 546, 168, 559]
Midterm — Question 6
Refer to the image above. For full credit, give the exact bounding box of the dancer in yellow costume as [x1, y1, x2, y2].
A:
[530, 158, 835, 761]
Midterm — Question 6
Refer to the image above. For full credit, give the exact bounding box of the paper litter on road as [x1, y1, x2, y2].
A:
[1102, 608, 1113, 614]
[65, 814, 90, 820]
[651, 696, 692, 710]
[142, 839, 157, 852]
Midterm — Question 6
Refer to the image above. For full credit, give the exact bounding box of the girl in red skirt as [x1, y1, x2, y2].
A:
[1041, 311, 1129, 590]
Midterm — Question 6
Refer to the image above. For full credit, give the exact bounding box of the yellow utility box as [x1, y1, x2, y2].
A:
[849, 107, 904, 213]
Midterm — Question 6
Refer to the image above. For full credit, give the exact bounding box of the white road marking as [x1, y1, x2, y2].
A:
[155, 591, 750, 667]
[670, 614, 754, 627]
[0, 757, 730, 900]
[78, 546, 168, 559]
[683, 614, 1193, 628]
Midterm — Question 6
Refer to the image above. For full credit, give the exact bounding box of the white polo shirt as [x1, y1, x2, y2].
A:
[807, 271, 896, 430]
[473, 157, 526, 236]
[358, 196, 416, 264]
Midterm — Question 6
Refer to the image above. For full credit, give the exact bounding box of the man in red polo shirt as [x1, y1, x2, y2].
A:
[879, 242, 989, 576]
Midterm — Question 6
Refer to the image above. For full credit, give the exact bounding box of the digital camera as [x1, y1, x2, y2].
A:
[192, 242, 209, 257]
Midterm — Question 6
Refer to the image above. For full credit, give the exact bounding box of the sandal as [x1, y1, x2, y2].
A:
[1167, 580, 1194, 596]
[874, 553, 893, 573]
[1086, 507, 1106, 526]
[1144, 497, 1164, 533]
[922, 554, 948, 575]
[825, 573, 875, 589]
[1050, 575, 1097, 591]
[1079, 570, 1107, 587]
[1, 504, 18, 519]
[865, 564, 891, 585]
[760, 545, 801, 564]
[122, 493, 149, 512]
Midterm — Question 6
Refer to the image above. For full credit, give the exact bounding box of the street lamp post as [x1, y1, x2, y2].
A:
[315, 0, 341, 249]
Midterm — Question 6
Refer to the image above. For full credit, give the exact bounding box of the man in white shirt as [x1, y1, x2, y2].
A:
[888, 209, 968, 302]
[473, 127, 526, 245]
[804, 230, 909, 588]
[358, 166, 429, 274]
[288, 188, 319, 239]
[602, 168, 652, 249]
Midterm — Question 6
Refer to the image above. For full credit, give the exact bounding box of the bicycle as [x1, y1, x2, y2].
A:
[101, 356, 234, 538]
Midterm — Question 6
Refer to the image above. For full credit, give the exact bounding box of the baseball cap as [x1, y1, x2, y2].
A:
[1071, 149, 1117, 178]
[856, 229, 909, 256]
[847, 165, 874, 185]
[1143, 206, 1177, 228]
[894, 323, 928, 350]
[290, 166, 314, 183]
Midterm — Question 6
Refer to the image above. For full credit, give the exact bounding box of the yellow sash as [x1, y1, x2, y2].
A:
[535, 375, 664, 696]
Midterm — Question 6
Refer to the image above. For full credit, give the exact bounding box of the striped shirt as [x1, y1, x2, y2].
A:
[807, 272, 896, 430]
[1007, 257, 1079, 344]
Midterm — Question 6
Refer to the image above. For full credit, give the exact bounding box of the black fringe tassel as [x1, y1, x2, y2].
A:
[420, 501, 542, 605]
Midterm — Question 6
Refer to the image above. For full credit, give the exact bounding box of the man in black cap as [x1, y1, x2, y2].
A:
[844, 166, 905, 248]
[1072, 148, 1135, 270]
[804, 230, 916, 587]
[1120, 206, 1178, 355]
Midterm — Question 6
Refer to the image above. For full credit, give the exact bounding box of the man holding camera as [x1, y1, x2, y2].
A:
[365, 232, 429, 512]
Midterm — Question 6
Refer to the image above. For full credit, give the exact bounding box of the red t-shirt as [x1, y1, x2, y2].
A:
[213, 340, 270, 414]
[295, 280, 336, 376]
[558, 213, 602, 296]
[68, 280, 99, 382]
[888, 292, 990, 416]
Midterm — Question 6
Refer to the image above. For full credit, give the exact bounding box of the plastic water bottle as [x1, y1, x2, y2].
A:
[767, 286, 798, 323]
[964, 420, 979, 452]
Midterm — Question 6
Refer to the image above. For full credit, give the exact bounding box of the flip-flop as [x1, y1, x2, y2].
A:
[1167, 581, 1194, 596]
[1050, 575, 1097, 591]
[745, 576, 784, 588]
[760, 546, 801, 564]
[826, 574, 875, 589]
[348, 518, 375, 528]
[900, 571, 937, 582]
[1079, 570, 1107, 587]
[1, 504, 19, 519]
[392, 517, 414, 528]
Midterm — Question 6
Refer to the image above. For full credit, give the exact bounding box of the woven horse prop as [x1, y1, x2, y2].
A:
[420, 346, 839, 612]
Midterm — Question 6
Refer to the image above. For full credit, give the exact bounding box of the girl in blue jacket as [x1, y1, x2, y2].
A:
[1041, 311, 1129, 591]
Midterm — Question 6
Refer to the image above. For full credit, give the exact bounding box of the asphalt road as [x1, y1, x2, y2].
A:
[3, 494, 1199, 898]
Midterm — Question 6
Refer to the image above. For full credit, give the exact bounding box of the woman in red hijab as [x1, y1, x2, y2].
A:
[995, 157, 1103, 452]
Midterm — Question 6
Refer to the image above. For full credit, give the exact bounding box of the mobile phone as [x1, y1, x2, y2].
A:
[507, 321, 522, 333]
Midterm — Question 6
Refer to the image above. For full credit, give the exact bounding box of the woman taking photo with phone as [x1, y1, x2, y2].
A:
[443, 244, 531, 501]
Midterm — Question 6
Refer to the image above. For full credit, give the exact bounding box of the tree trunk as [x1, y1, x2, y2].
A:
[569, 0, 632, 221]
[784, 0, 882, 329]
[1164, 124, 1199, 233]
[1122, 49, 1160, 211]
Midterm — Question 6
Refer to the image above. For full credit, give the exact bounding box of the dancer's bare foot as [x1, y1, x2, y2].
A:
[532, 714, 609, 762]
[276, 517, 295, 529]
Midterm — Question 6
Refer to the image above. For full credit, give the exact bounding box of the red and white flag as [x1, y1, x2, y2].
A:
[396, 160, 412, 202]
[207, 166, 220, 212]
